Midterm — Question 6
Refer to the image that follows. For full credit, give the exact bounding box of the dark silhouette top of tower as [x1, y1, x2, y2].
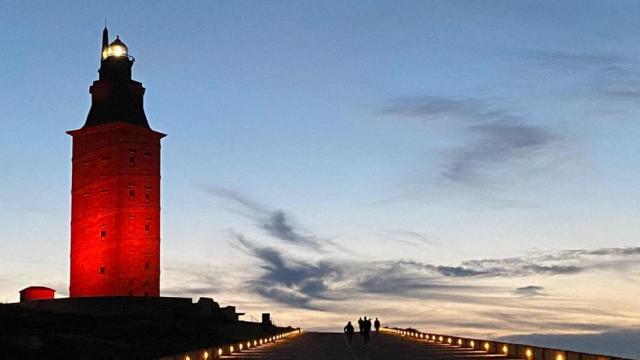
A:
[84, 26, 150, 129]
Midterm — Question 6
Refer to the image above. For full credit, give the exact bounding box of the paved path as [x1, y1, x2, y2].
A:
[222, 332, 511, 360]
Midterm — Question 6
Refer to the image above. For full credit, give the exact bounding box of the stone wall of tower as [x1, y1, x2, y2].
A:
[68, 122, 165, 297]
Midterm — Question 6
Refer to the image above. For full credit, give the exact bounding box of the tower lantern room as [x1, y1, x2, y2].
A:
[67, 28, 165, 298]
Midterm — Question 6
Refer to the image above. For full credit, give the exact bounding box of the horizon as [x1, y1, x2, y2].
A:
[1, 1, 639, 358]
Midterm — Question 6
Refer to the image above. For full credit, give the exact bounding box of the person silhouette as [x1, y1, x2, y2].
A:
[357, 317, 364, 335]
[363, 316, 372, 344]
[374, 317, 380, 334]
[344, 321, 355, 345]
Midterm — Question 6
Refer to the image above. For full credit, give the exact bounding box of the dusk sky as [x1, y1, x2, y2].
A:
[1, 1, 639, 357]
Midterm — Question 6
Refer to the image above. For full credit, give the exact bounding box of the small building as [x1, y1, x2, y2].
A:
[19, 286, 55, 302]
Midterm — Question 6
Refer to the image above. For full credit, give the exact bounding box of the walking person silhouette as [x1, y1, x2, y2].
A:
[344, 321, 355, 345]
[374, 317, 381, 334]
[357, 317, 364, 336]
[363, 316, 372, 344]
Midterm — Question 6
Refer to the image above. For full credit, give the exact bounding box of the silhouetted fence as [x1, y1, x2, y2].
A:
[382, 327, 630, 360]
[157, 329, 302, 360]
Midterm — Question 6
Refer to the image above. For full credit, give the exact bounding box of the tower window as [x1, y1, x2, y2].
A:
[128, 290, 133, 296]
[145, 192, 151, 202]
[145, 262, 150, 270]
[100, 266, 105, 274]
[129, 189, 135, 200]
[100, 230, 107, 239]
[145, 223, 150, 234]
[128, 216, 136, 234]
[129, 150, 136, 167]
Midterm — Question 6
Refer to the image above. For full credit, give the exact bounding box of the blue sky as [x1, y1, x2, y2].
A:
[1, 1, 639, 357]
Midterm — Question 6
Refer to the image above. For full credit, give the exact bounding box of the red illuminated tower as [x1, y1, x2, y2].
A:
[67, 27, 165, 297]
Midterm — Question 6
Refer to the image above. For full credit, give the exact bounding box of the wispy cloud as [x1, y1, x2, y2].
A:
[528, 50, 622, 69]
[514, 285, 546, 297]
[203, 187, 325, 250]
[443, 123, 559, 185]
[232, 229, 640, 309]
[530, 49, 640, 104]
[234, 233, 344, 309]
[381, 96, 565, 188]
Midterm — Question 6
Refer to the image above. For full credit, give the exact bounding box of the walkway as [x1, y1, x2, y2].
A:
[222, 332, 510, 360]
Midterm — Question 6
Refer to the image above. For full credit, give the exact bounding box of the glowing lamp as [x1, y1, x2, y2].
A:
[447, 337, 452, 344]
[229, 346, 234, 353]
[239, 344, 243, 350]
[526, 349, 533, 358]
[439, 336, 443, 342]
[556, 354, 564, 360]
[484, 342, 490, 351]
[184, 356, 190, 360]
[502, 345, 508, 354]
[105, 37, 128, 58]
[247, 341, 251, 348]
[470, 340, 475, 347]
[217, 348, 223, 356]
[203, 351, 209, 359]
[457, 339, 462, 346]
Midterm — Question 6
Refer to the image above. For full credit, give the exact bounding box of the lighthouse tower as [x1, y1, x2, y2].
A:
[67, 28, 165, 297]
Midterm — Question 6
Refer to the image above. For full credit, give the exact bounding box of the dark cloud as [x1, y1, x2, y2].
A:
[499, 328, 640, 359]
[381, 96, 564, 187]
[531, 50, 640, 104]
[204, 187, 324, 249]
[235, 233, 343, 309]
[514, 285, 545, 297]
[380, 96, 517, 123]
[443, 123, 559, 184]
[234, 226, 640, 309]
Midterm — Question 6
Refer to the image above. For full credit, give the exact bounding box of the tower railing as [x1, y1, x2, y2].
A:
[381, 327, 631, 360]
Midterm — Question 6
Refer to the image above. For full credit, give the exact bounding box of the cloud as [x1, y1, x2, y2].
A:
[381, 96, 564, 188]
[161, 262, 241, 297]
[443, 123, 559, 185]
[233, 227, 640, 309]
[375, 229, 437, 247]
[234, 233, 343, 309]
[204, 187, 324, 250]
[530, 50, 640, 104]
[380, 96, 518, 123]
[514, 285, 545, 297]
[528, 50, 622, 69]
